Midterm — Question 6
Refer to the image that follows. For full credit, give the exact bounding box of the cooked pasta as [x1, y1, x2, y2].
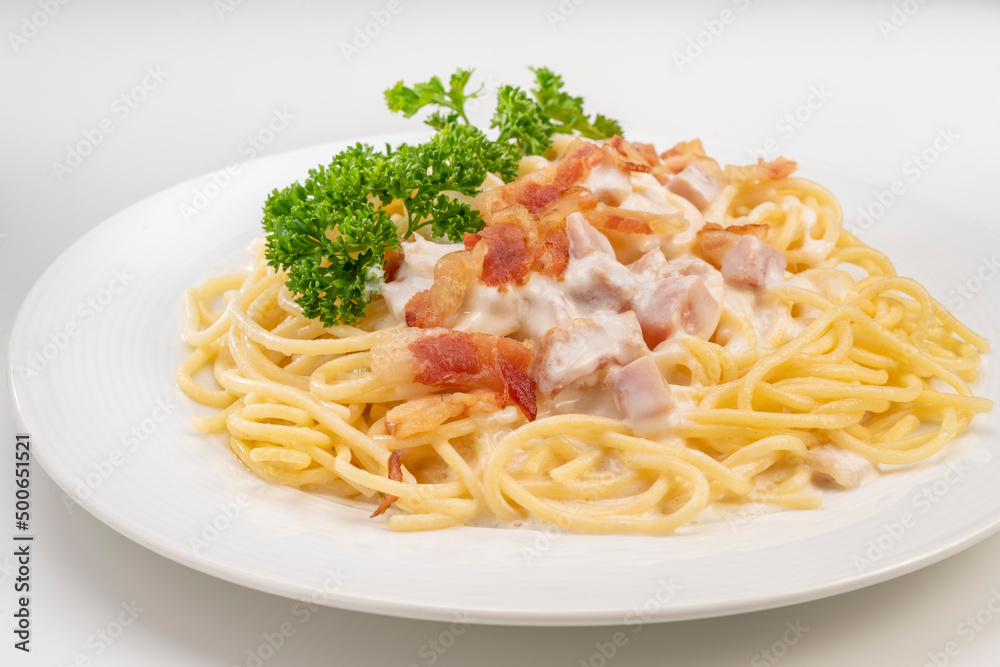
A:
[178, 134, 991, 533]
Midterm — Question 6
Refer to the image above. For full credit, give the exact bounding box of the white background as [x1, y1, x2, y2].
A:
[3, 0, 1000, 665]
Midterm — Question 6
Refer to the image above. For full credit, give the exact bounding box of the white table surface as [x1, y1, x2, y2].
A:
[3, 1, 1000, 665]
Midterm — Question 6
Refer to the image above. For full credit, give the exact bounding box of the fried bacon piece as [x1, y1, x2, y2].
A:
[465, 188, 599, 286]
[466, 142, 611, 287]
[474, 140, 604, 220]
[654, 138, 724, 182]
[724, 156, 798, 184]
[696, 222, 769, 266]
[603, 136, 653, 173]
[494, 354, 537, 421]
[532, 187, 599, 277]
[371, 328, 537, 420]
[403, 243, 487, 328]
[537, 186, 598, 224]
[481, 202, 540, 284]
[632, 142, 662, 167]
[370, 451, 402, 518]
[384, 390, 506, 439]
[582, 202, 687, 236]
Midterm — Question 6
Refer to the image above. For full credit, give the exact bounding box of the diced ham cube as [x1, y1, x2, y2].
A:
[633, 275, 721, 348]
[720, 235, 787, 288]
[696, 222, 768, 266]
[627, 248, 669, 280]
[531, 312, 649, 397]
[564, 251, 635, 315]
[666, 163, 722, 211]
[805, 445, 875, 489]
[566, 211, 615, 259]
[606, 355, 675, 428]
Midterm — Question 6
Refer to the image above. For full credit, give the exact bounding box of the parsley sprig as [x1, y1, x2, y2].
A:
[529, 67, 623, 140]
[384, 68, 481, 130]
[263, 67, 622, 325]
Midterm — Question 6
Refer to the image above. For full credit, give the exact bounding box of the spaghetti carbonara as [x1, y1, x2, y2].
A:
[178, 134, 992, 533]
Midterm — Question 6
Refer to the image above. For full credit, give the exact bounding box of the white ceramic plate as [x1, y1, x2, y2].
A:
[8, 135, 999, 626]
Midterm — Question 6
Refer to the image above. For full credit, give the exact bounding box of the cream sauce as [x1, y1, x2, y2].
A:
[379, 145, 838, 426]
[380, 235, 463, 321]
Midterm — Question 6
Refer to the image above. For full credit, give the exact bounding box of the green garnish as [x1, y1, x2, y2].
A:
[491, 84, 555, 159]
[384, 67, 480, 129]
[529, 67, 623, 140]
[263, 67, 622, 326]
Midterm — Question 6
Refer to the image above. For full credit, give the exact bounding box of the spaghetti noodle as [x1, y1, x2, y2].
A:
[178, 135, 992, 534]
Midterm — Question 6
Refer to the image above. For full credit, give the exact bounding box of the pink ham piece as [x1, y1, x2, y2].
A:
[720, 235, 787, 288]
[606, 355, 675, 429]
[530, 312, 648, 397]
[566, 212, 615, 259]
[564, 251, 635, 315]
[696, 222, 768, 266]
[633, 275, 720, 348]
[627, 248, 670, 280]
[666, 163, 722, 211]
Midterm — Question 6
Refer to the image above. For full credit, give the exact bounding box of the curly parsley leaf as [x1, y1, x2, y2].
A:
[384, 68, 480, 128]
[530, 66, 622, 140]
[491, 85, 555, 158]
[262, 143, 400, 326]
[491, 67, 624, 157]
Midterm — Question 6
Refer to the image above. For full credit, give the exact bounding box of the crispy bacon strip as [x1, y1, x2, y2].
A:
[475, 219, 533, 286]
[724, 157, 798, 184]
[371, 328, 537, 419]
[468, 143, 608, 286]
[370, 451, 402, 518]
[467, 188, 599, 286]
[583, 202, 687, 236]
[385, 390, 506, 439]
[403, 243, 486, 328]
[696, 222, 769, 266]
[532, 187, 597, 277]
[538, 186, 598, 221]
[653, 138, 725, 185]
[474, 140, 603, 220]
[603, 136, 652, 173]
[494, 354, 537, 421]
[632, 142, 662, 167]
